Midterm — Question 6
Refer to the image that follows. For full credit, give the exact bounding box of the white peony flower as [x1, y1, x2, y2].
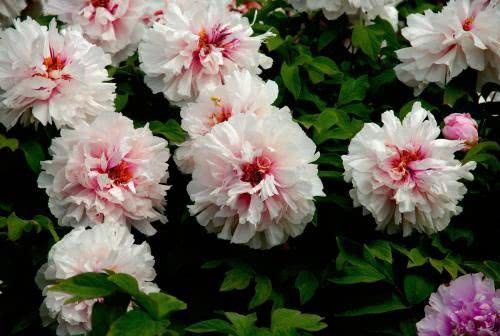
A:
[142, 0, 169, 27]
[44, 0, 148, 64]
[138, 0, 273, 104]
[187, 110, 325, 249]
[38, 112, 170, 236]
[174, 69, 284, 174]
[0, 0, 26, 26]
[342, 102, 476, 236]
[395, 0, 500, 95]
[38, 224, 158, 336]
[0, 18, 115, 130]
[287, 0, 401, 30]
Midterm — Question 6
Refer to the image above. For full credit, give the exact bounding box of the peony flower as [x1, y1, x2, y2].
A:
[38, 224, 158, 336]
[142, 0, 169, 27]
[0, 18, 115, 130]
[44, 0, 148, 64]
[395, 0, 500, 95]
[442, 113, 479, 150]
[38, 112, 170, 236]
[417, 273, 499, 336]
[174, 69, 283, 174]
[138, 0, 273, 104]
[187, 110, 325, 249]
[287, 0, 401, 30]
[0, 0, 26, 26]
[342, 102, 476, 236]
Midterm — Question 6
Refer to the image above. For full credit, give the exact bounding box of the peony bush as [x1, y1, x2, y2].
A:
[0, 0, 499, 335]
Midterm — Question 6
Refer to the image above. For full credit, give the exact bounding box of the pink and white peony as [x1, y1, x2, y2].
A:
[395, 0, 500, 95]
[287, 0, 401, 30]
[442, 113, 479, 150]
[138, 0, 273, 103]
[44, 0, 148, 64]
[38, 224, 158, 336]
[0, 0, 26, 26]
[38, 112, 170, 236]
[0, 18, 115, 129]
[342, 102, 476, 236]
[187, 111, 324, 249]
[174, 69, 284, 174]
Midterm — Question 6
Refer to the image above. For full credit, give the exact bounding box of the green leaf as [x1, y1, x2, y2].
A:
[271, 309, 327, 333]
[366, 240, 393, 264]
[318, 30, 337, 50]
[146, 292, 187, 319]
[108, 310, 169, 336]
[220, 266, 254, 292]
[225, 312, 257, 336]
[309, 57, 340, 76]
[351, 24, 383, 61]
[108, 273, 140, 296]
[6, 213, 31, 241]
[266, 35, 285, 51]
[149, 120, 186, 143]
[249, 276, 272, 309]
[443, 85, 468, 107]
[0, 134, 19, 151]
[336, 293, 407, 317]
[403, 274, 435, 305]
[115, 94, 129, 112]
[280, 63, 302, 99]
[20, 140, 45, 173]
[90, 294, 129, 336]
[338, 76, 369, 106]
[463, 141, 500, 163]
[295, 271, 319, 304]
[49, 273, 117, 301]
[187, 319, 235, 334]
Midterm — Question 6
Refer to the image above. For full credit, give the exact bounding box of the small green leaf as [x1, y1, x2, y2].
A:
[149, 120, 186, 143]
[6, 213, 30, 241]
[403, 274, 435, 305]
[115, 94, 129, 112]
[280, 63, 302, 99]
[108, 310, 169, 336]
[295, 271, 319, 304]
[220, 266, 254, 292]
[0, 134, 19, 151]
[338, 76, 369, 106]
[225, 312, 257, 336]
[271, 309, 327, 333]
[309, 57, 340, 76]
[249, 276, 272, 309]
[444, 86, 468, 107]
[49, 273, 117, 301]
[20, 140, 45, 173]
[366, 240, 393, 264]
[89, 294, 129, 336]
[336, 293, 407, 317]
[147, 292, 187, 319]
[187, 319, 235, 334]
[351, 24, 383, 61]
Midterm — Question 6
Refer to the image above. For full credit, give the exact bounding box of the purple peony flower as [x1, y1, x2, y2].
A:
[417, 273, 500, 336]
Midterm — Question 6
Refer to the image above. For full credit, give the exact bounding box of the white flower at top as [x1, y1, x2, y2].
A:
[44, 0, 148, 64]
[0, 18, 115, 130]
[138, 0, 273, 104]
[38, 224, 158, 336]
[0, 0, 26, 26]
[187, 110, 324, 249]
[395, 0, 500, 95]
[342, 102, 476, 236]
[38, 112, 170, 236]
[287, 0, 401, 30]
[174, 69, 284, 174]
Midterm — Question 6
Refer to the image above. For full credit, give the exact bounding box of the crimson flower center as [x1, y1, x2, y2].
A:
[91, 0, 110, 7]
[241, 156, 272, 186]
[196, 25, 240, 58]
[208, 97, 232, 127]
[463, 17, 474, 31]
[107, 161, 133, 185]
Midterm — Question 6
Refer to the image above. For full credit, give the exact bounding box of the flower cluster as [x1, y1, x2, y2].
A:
[395, 0, 500, 94]
[342, 102, 476, 236]
[0, 18, 115, 129]
[417, 273, 499, 335]
[287, 0, 402, 30]
[138, 0, 273, 103]
[38, 224, 158, 336]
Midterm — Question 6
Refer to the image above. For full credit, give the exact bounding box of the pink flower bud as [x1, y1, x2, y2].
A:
[442, 113, 479, 150]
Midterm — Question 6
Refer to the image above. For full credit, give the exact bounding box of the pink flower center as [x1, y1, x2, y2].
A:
[389, 147, 425, 181]
[107, 161, 133, 185]
[207, 97, 232, 127]
[463, 17, 474, 31]
[451, 300, 499, 335]
[196, 25, 240, 59]
[241, 156, 272, 186]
